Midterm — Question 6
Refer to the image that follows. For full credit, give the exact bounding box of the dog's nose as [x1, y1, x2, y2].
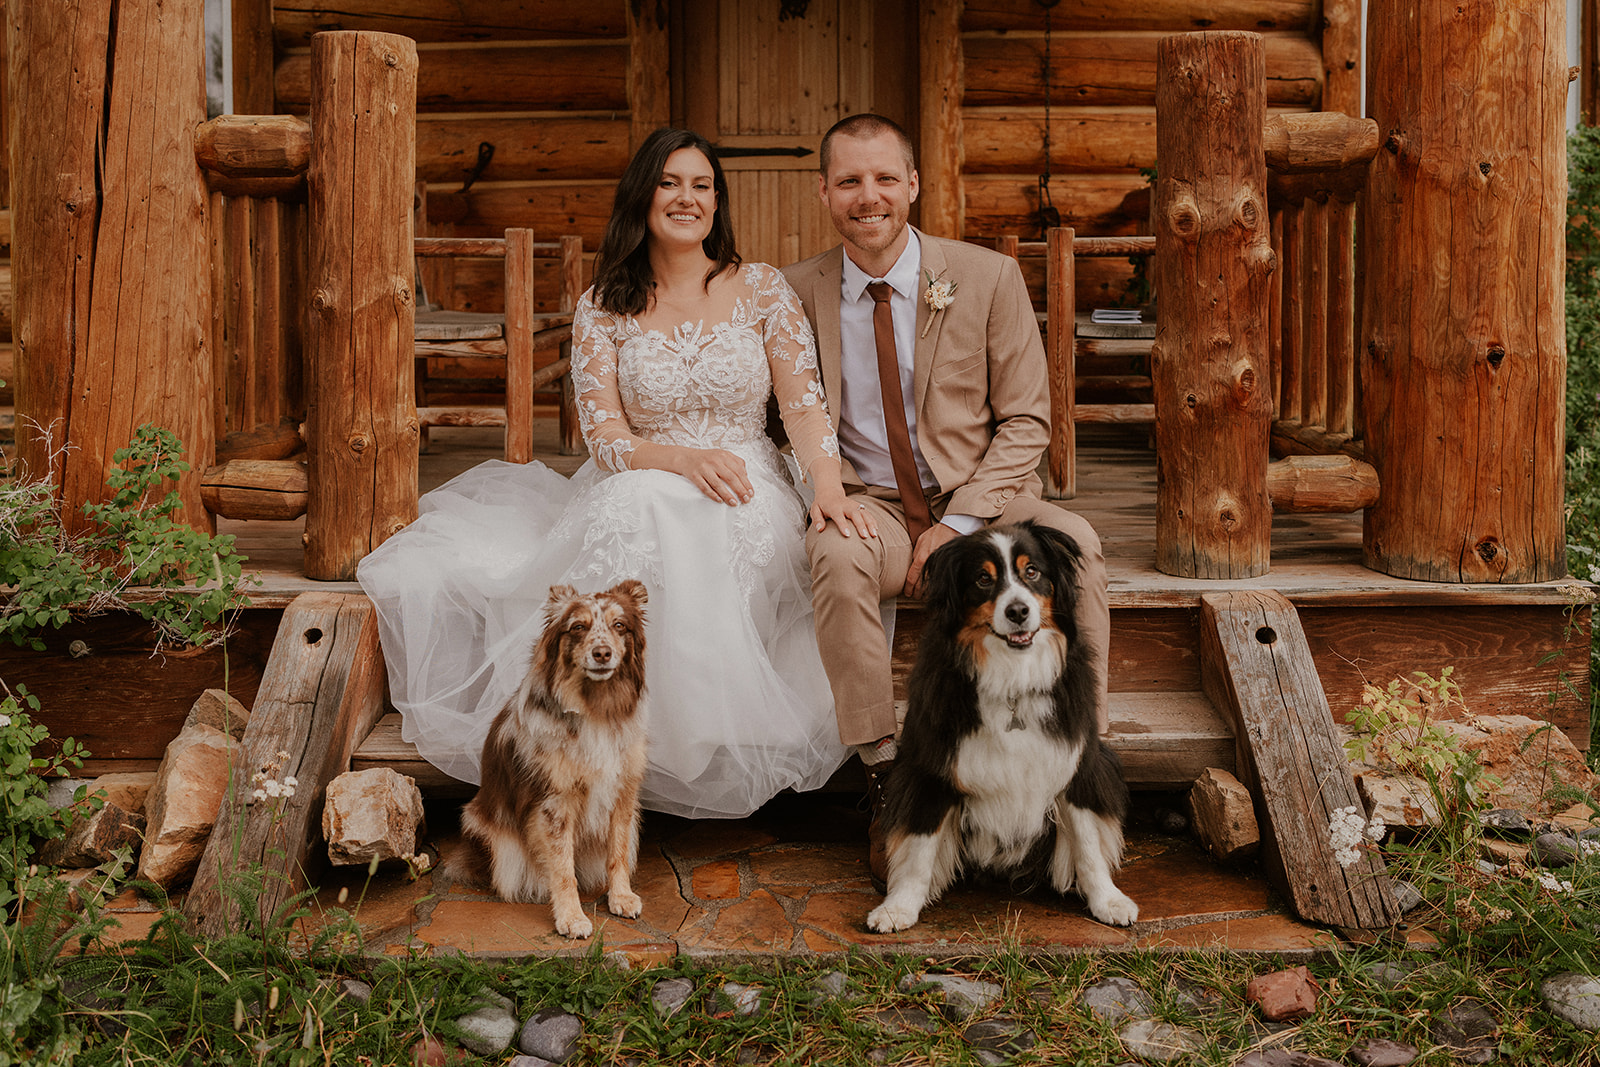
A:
[591, 645, 612, 664]
[1004, 600, 1031, 627]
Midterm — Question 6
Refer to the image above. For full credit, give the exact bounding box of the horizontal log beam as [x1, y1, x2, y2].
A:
[271, 0, 628, 47]
[416, 115, 630, 184]
[964, 33, 1322, 108]
[201, 458, 309, 521]
[425, 181, 615, 238]
[1268, 160, 1369, 204]
[204, 172, 306, 199]
[216, 417, 304, 463]
[1078, 402, 1155, 424]
[964, 108, 1156, 173]
[275, 41, 628, 112]
[963, 173, 1151, 237]
[1262, 112, 1379, 173]
[1272, 420, 1365, 459]
[961, 0, 1316, 32]
[194, 114, 311, 178]
[1266, 454, 1379, 513]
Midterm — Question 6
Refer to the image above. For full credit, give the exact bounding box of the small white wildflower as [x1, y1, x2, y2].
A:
[280, 780, 296, 799]
[1580, 839, 1599, 857]
[251, 788, 268, 803]
[283, 775, 298, 789]
[0, 714, 12, 729]
[411, 853, 432, 873]
[262, 780, 283, 798]
[1366, 814, 1387, 845]
[252, 770, 268, 785]
[277, 750, 290, 761]
[1537, 872, 1575, 894]
[1328, 805, 1367, 867]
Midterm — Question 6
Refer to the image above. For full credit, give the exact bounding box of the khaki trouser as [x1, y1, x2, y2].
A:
[806, 488, 1112, 747]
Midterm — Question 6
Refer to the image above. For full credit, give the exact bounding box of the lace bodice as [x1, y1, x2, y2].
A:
[572, 263, 839, 478]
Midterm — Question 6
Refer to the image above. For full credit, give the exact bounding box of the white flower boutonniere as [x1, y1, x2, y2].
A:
[921, 270, 957, 338]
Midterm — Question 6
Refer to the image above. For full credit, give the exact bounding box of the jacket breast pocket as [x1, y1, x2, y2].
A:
[931, 348, 987, 385]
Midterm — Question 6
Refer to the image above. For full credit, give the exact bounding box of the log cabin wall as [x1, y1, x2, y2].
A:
[266, 0, 631, 318]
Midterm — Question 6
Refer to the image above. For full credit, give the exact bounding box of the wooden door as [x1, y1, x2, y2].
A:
[678, 0, 916, 268]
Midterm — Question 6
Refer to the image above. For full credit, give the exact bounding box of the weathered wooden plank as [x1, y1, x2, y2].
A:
[183, 593, 386, 938]
[961, 0, 1316, 32]
[275, 42, 628, 112]
[1201, 589, 1402, 928]
[426, 181, 615, 241]
[963, 108, 1157, 174]
[272, 0, 628, 46]
[964, 32, 1322, 108]
[962, 174, 1148, 237]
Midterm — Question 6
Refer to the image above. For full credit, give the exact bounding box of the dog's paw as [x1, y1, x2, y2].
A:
[1087, 889, 1139, 927]
[607, 890, 643, 919]
[866, 901, 920, 933]
[553, 908, 594, 939]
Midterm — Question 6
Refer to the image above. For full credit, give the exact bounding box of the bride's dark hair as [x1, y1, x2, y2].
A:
[590, 128, 740, 317]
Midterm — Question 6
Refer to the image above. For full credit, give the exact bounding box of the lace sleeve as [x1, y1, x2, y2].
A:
[750, 264, 839, 480]
[571, 292, 638, 472]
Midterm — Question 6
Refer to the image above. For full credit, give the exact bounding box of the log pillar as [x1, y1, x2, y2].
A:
[1362, 0, 1568, 582]
[11, 0, 213, 531]
[1152, 32, 1275, 578]
[304, 31, 418, 580]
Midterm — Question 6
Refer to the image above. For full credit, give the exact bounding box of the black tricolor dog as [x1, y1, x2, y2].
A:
[866, 521, 1138, 932]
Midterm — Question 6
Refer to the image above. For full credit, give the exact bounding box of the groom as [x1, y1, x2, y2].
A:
[783, 114, 1112, 876]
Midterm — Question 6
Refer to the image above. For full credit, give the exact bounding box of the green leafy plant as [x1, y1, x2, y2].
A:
[1565, 124, 1600, 754]
[0, 423, 257, 653]
[0, 687, 96, 917]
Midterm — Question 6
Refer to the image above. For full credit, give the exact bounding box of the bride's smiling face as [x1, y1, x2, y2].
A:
[648, 148, 717, 252]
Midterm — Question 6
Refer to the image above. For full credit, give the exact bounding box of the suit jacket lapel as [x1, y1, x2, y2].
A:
[913, 229, 947, 414]
[813, 246, 846, 420]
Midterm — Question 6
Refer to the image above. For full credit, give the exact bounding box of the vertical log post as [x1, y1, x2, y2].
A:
[1153, 32, 1275, 579]
[304, 31, 418, 580]
[503, 228, 535, 465]
[1322, 0, 1362, 443]
[1044, 226, 1076, 498]
[1362, 0, 1568, 582]
[13, 0, 213, 530]
[918, 0, 963, 239]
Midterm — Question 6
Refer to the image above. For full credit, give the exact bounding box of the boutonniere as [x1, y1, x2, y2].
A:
[921, 270, 957, 337]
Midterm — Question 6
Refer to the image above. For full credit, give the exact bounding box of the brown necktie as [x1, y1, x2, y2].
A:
[867, 281, 932, 541]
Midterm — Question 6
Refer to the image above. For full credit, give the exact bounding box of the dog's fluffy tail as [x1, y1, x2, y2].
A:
[432, 829, 493, 892]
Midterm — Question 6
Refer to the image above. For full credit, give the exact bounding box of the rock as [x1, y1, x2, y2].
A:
[1188, 767, 1260, 861]
[1391, 879, 1425, 914]
[1351, 1037, 1420, 1066]
[137, 724, 241, 888]
[1234, 1052, 1341, 1066]
[50, 867, 117, 910]
[709, 982, 763, 1017]
[323, 768, 426, 867]
[409, 1035, 471, 1066]
[1356, 772, 1440, 828]
[1169, 976, 1226, 1019]
[897, 972, 1002, 1022]
[1115, 1019, 1206, 1062]
[1430, 1000, 1498, 1063]
[1078, 977, 1155, 1022]
[455, 990, 517, 1057]
[507, 1058, 557, 1067]
[1155, 807, 1190, 835]
[650, 977, 694, 1018]
[1530, 832, 1580, 868]
[811, 971, 850, 1002]
[38, 801, 145, 868]
[1432, 716, 1599, 815]
[1541, 972, 1600, 1032]
[183, 688, 252, 740]
[962, 1015, 1036, 1057]
[518, 1009, 581, 1062]
[1478, 808, 1531, 836]
[1475, 859, 1502, 877]
[46, 778, 96, 811]
[869, 1007, 941, 1034]
[1245, 966, 1321, 1021]
[89, 772, 157, 816]
[338, 979, 373, 1006]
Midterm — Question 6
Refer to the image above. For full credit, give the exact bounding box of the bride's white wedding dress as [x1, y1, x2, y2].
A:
[358, 263, 848, 818]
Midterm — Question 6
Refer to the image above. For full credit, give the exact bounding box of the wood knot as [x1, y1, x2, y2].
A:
[1185, 393, 1197, 409]
[1486, 344, 1506, 368]
[311, 289, 334, 312]
[1232, 191, 1261, 231]
[348, 433, 370, 454]
[383, 51, 400, 67]
[1476, 538, 1500, 563]
[1166, 197, 1201, 238]
[1385, 131, 1404, 155]
[1479, 161, 1492, 176]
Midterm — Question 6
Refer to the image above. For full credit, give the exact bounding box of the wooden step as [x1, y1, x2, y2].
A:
[350, 689, 1234, 799]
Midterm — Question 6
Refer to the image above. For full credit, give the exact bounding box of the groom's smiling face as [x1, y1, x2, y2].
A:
[819, 131, 919, 275]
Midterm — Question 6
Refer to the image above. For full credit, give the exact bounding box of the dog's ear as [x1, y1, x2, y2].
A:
[922, 534, 968, 618]
[543, 584, 581, 625]
[607, 578, 648, 612]
[1026, 522, 1083, 578]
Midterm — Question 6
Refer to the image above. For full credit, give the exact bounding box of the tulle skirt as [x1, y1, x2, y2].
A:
[356, 445, 848, 818]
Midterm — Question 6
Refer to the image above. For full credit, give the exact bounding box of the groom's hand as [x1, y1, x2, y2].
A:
[903, 523, 959, 598]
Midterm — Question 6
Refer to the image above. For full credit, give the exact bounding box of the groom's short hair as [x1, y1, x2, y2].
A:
[820, 114, 916, 177]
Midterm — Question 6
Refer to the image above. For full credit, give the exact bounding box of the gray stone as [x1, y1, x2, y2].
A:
[811, 970, 850, 1002]
[338, 979, 373, 1005]
[46, 778, 96, 811]
[711, 982, 763, 1017]
[1352, 1037, 1420, 1066]
[517, 1009, 581, 1062]
[507, 1058, 556, 1067]
[1479, 808, 1531, 836]
[650, 977, 694, 1018]
[1078, 976, 1156, 1023]
[1531, 832, 1580, 867]
[1116, 1019, 1206, 1062]
[962, 1015, 1036, 1057]
[1233, 1053, 1341, 1067]
[1580, 826, 1600, 842]
[1431, 1000, 1498, 1063]
[1391, 880, 1425, 914]
[869, 1007, 941, 1034]
[898, 972, 1002, 1021]
[1475, 859, 1503, 877]
[974, 1051, 1007, 1067]
[1541, 972, 1600, 1032]
[1365, 961, 1417, 990]
[1168, 976, 1225, 1019]
[456, 995, 518, 1057]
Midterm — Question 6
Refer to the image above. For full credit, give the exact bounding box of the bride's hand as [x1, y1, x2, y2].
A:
[811, 489, 877, 539]
[676, 447, 753, 505]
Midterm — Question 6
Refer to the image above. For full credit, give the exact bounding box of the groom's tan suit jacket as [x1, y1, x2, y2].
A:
[782, 228, 1053, 521]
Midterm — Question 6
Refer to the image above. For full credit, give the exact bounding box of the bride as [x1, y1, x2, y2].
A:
[358, 128, 875, 818]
